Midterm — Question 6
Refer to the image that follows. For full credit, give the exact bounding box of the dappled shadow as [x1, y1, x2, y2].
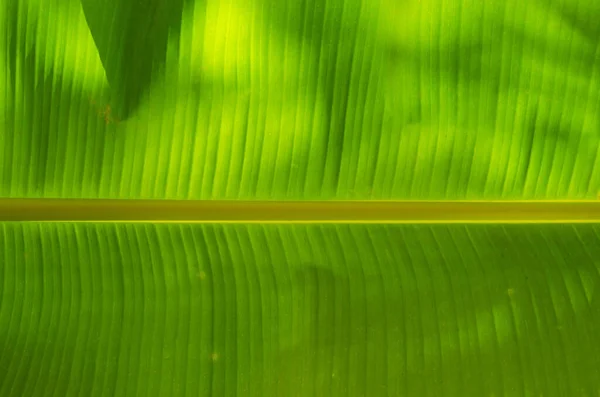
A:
[258, 0, 385, 191]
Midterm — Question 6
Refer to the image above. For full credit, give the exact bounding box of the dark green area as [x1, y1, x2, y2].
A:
[1, 223, 599, 396]
[80, 0, 188, 119]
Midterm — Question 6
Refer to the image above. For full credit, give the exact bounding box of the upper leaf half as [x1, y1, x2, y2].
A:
[1, 0, 599, 199]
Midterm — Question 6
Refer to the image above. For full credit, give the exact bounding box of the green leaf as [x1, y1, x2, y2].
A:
[1, 0, 599, 198]
[1, 0, 600, 395]
[0, 223, 599, 395]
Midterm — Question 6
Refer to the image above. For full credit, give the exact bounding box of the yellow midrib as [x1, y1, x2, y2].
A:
[1, 199, 599, 223]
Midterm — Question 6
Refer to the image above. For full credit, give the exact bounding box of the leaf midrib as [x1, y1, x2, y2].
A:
[1, 199, 599, 223]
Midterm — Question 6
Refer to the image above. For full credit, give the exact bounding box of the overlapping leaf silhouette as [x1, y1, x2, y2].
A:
[79, 0, 189, 119]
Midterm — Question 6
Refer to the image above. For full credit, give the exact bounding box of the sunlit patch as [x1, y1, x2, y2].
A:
[178, 0, 260, 84]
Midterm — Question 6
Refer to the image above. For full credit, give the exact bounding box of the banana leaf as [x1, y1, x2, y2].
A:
[1, 0, 598, 199]
[1, 224, 599, 396]
[1, 0, 600, 395]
